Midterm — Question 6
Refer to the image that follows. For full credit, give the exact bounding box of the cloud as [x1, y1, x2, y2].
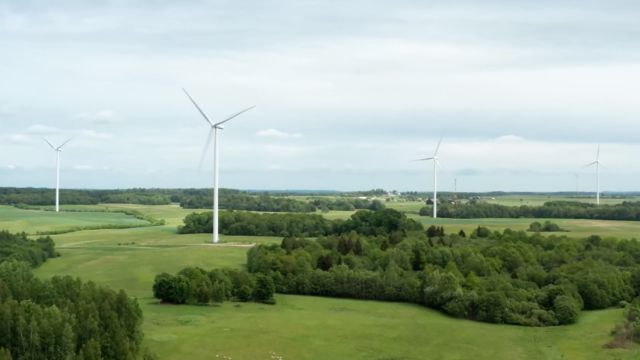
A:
[25, 124, 60, 135]
[5, 134, 32, 144]
[75, 129, 112, 140]
[256, 129, 303, 139]
[495, 134, 524, 142]
[75, 110, 120, 124]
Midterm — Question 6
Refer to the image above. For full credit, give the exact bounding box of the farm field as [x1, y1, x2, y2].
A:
[0, 203, 634, 359]
[413, 216, 640, 239]
[0, 204, 149, 234]
[485, 194, 640, 207]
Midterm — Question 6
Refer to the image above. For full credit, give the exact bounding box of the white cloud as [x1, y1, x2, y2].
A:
[256, 129, 303, 139]
[74, 129, 112, 140]
[75, 110, 119, 124]
[6, 134, 32, 144]
[495, 134, 524, 142]
[25, 124, 60, 135]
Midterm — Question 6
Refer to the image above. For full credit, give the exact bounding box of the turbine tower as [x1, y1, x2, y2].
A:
[44, 138, 72, 212]
[416, 138, 442, 218]
[584, 145, 601, 205]
[183, 88, 255, 243]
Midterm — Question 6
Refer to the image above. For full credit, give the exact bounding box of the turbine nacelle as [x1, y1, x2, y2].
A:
[44, 138, 72, 152]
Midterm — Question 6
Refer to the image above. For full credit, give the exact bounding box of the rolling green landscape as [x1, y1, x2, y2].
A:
[0, 197, 632, 359]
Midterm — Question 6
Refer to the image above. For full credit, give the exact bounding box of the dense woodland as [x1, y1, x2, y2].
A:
[0, 188, 172, 206]
[153, 267, 275, 305]
[178, 208, 422, 238]
[0, 187, 386, 213]
[0, 232, 148, 359]
[242, 219, 640, 328]
[421, 201, 640, 221]
[0, 261, 146, 360]
[180, 192, 385, 213]
[180, 193, 316, 212]
[0, 231, 57, 267]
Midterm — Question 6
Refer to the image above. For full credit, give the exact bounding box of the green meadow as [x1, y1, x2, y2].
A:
[0, 203, 634, 359]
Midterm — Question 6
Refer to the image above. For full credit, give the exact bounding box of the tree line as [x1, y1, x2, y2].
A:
[421, 201, 640, 221]
[178, 208, 422, 238]
[245, 227, 640, 327]
[153, 267, 275, 305]
[0, 231, 57, 267]
[181, 193, 386, 213]
[0, 187, 387, 214]
[608, 298, 640, 348]
[0, 260, 148, 359]
[180, 193, 316, 212]
[0, 188, 172, 206]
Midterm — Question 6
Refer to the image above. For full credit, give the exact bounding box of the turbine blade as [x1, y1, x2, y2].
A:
[199, 128, 214, 169]
[43, 138, 56, 150]
[583, 161, 597, 168]
[434, 136, 443, 156]
[213, 105, 256, 127]
[596, 144, 600, 161]
[414, 157, 434, 161]
[183, 88, 214, 126]
[57, 138, 72, 150]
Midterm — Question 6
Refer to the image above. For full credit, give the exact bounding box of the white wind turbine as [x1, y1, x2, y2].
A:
[183, 88, 255, 244]
[583, 144, 602, 205]
[44, 138, 72, 212]
[416, 138, 443, 218]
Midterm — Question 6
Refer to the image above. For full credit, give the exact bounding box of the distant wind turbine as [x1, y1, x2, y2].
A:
[416, 137, 443, 218]
[183, 88, 255, 243]
[44, 138, 72, 212]
[583, 145, 601, 205]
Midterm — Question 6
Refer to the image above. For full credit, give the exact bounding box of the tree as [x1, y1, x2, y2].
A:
[0, 348, 11, 360]
[553, 295, 580, 324]
[474, 226, 491, 238]
[253, 274, 276, 304]
[529, 221, 542, 232]
[458, 229, 466, 238]
[426, 225, 438, 239]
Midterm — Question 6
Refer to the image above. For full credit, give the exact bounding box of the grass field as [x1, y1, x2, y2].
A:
[0, 205, 149, 234]
[485, 194, 640, 207]
[412, 216, 640, 239]
[0, 203, 636, 359]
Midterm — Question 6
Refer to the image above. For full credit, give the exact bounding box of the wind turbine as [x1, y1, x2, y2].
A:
[183, 88, 255, 244]
[44, 138, 72, 212]
[416, 138, 442, 218]
[583, 145, 601, 205]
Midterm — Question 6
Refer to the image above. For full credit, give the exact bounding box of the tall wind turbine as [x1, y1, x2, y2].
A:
[584, 145, 601, 205]
[183, 88, 255, 244]
[416, 138, 442, 218]
[44, 138, 72, 212]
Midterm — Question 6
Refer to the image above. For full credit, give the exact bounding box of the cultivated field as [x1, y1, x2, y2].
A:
[0, 203, 635, 359]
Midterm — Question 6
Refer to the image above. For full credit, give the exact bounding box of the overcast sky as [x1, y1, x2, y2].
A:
[1, 0, 640, 191]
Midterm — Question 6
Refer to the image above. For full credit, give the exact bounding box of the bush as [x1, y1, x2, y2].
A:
[253, 274, 276, 304]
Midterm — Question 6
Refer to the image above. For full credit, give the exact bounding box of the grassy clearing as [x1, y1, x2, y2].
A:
[0, 204, 149, 234]
[410, 215, 640, 239]
[0, 203, 633, 359]
[141, 295, 637, 360]
[485, 194, 640, 207]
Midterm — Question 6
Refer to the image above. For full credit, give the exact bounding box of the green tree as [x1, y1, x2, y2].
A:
[253, 274, 276, 304]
